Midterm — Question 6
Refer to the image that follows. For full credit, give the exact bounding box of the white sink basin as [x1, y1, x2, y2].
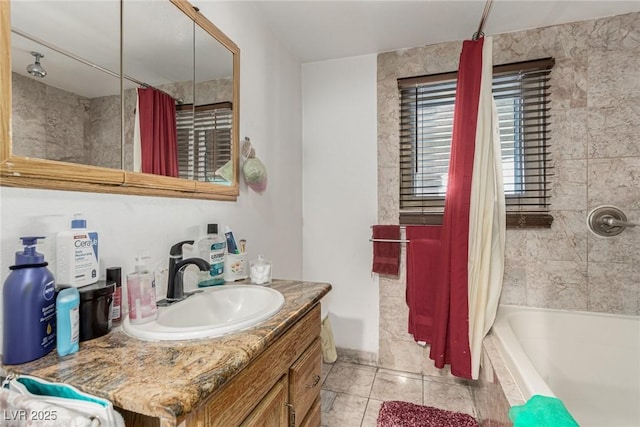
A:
[122, 285, 285, 341]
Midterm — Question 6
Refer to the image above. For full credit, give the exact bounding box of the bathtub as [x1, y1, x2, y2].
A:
[491, 305, 640, 427]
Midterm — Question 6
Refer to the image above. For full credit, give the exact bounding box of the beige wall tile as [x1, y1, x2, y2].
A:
[588, 158, 640, 210]
[11, 73, 47, 158]
[588, 98, 640, 158]
[526, 260, 588, 310]
[549, 57, 587, 109]
[379, 297, 413, 342]
[551, 107, 588, 160]
[87, 95, 122, 169]
[549, 159, 587, 211]
[526, 211, 587, 263]
[377, 167, 399, 224]
[501, 263, 527, 306]
[504, 229, 527, 262]
[379, 277, 405, 299]
[586, 13, 640, 53]
[588, 49, 640, 107]
[588, 262, 640, 314]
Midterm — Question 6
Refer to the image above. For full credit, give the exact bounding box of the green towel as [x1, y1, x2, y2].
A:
[509, 395, 579, 427]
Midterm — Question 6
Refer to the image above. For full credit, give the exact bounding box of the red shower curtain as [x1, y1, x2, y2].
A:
[137, 88, 179, 177]
[406, 38, 486, 379]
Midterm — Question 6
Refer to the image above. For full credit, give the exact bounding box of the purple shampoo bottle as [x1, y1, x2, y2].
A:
[2, 236, 56, 364]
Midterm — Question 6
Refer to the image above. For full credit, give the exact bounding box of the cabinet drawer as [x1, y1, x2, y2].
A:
[299, 397, 320, 427]
[289, 338, 322, 427]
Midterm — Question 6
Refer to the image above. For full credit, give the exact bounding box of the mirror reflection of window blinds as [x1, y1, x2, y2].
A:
[176, 102, 232, 181]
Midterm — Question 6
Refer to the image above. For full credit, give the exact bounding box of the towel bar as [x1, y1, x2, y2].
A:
[370, 225, 408, 243]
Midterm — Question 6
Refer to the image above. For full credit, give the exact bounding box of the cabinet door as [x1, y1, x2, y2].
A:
[289, 338, 322, 427]
[240, 375, 288, 427]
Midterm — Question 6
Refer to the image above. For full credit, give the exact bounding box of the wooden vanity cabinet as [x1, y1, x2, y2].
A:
[121, 304, 322, 427]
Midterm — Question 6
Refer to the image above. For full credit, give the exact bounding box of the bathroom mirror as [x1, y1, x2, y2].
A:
[0, 0, 240, 200]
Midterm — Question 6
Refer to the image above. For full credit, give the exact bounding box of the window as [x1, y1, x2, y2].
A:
[176, 102, 233, 182]
[398, 58, 554, 228]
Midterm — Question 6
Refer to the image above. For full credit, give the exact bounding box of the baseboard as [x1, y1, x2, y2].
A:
[335, 347, 378, 367]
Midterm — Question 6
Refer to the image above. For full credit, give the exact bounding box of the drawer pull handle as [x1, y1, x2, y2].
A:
[306, 374, 321, 388]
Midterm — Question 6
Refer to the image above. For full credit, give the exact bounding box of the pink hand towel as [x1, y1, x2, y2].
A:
[372, 225, 401, 276]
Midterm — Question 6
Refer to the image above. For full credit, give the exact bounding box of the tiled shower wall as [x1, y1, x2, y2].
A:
[11, 75, 232, 172]
[12, 72, 123, 168]
[12, 72, 92, 165]
[377, 12, 640, 373]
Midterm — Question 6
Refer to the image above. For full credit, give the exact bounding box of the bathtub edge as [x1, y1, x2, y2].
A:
[470, 333, 526, 426]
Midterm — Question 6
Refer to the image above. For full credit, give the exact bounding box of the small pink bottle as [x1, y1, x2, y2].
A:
[126, 257, 157, 325]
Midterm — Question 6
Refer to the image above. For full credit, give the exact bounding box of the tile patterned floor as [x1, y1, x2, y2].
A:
[320, 361, 477, 427]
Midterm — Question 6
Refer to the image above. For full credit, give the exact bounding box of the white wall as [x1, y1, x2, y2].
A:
[302, 55, 379, 355]
[0, 1, 303, 349]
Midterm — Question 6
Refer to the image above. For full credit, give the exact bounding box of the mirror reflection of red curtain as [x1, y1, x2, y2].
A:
[137, 88, 179, 177]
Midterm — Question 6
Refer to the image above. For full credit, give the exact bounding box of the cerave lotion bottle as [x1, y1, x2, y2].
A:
[56, 214, 99, 287]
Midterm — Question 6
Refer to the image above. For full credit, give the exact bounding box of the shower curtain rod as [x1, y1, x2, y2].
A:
[472, 0, 494, 40]
[11, 27, 183, 103]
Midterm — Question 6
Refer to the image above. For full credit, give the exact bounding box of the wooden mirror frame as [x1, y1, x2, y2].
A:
[0, 0, 240, 201]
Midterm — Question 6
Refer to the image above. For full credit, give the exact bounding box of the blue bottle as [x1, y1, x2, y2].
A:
[56, 287, 80, 356]
[2, 236, 57, 365]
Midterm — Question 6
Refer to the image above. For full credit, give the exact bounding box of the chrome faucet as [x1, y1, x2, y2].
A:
[166, 240, 210, 301]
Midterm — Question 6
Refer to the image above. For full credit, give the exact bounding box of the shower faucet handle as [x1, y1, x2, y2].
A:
[601, 215, 638, 228]
[588, 206, 637, 237]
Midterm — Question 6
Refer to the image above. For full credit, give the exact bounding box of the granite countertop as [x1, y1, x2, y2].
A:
[3, 279, 331, 426]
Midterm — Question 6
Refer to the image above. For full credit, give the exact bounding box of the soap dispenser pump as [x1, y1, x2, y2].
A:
[2, 236, 56, 365]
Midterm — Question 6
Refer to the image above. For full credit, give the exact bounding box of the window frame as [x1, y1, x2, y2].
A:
[398, 58, 555, 228]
